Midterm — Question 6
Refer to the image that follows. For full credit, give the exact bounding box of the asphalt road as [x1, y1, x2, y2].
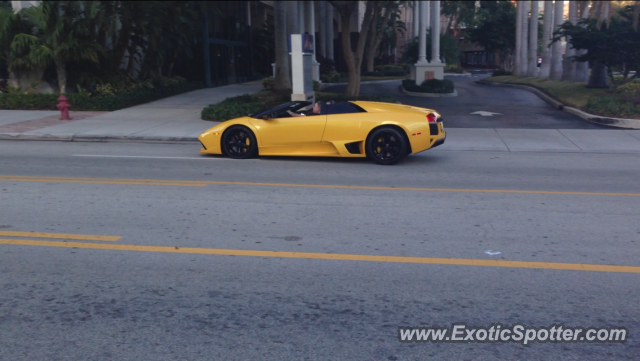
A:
[324, 71, 610, 129]
[0, 140, 638, 361]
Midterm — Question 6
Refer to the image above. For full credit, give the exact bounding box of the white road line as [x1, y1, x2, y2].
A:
[72, 155, 227, 160]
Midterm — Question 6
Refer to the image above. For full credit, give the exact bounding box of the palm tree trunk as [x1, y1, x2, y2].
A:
[527, 0, 538, 77]
[274, 1, 291, 90]
[366, 5, 386, 72]
[588, 62, 609, 88]
[574, 1, 590, 82]
[539, 1, 554, 78]
[515, 1, 523, 74]
[562, 1, 578, 81]
[55, 57, 67, 94]
[549, 0, 564, 80]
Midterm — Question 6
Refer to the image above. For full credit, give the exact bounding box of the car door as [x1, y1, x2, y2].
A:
[249, 113, 327, 149]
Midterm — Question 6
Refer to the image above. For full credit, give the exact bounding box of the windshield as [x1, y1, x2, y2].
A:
[250, 101, 312, 118]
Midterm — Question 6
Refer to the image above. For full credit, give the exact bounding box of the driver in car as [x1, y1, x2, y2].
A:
[287, 101, 326, 117]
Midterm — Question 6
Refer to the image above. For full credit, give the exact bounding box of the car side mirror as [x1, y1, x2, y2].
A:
[262, 114, 271, 120]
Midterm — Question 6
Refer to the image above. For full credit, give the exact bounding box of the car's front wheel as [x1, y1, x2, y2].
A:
[222, 126, 258, 159]
[367, 127, 408, 165]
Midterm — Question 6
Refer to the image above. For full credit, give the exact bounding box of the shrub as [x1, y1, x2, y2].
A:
[374, 64, 404, 72]
[320, 71, 341, 83]
[381, 69, 406, 76]
[617, 81, 640, 104]
[262, 77, 275, 90]
[445, 64, 465, 74]
[201, 94, 265, 121]
[586, 96, 640, 118]
[313, 80, 321, 91]
[315, 92, 397, 104]
[402, 79, 455, 93]
[0, 81, 203, 111]
[362, 70, 384, 76]
[493, 69, 513, 76]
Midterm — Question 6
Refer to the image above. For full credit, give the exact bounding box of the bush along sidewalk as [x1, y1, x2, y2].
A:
[0, 79, 203, 111]
[402, 79, 455, 93]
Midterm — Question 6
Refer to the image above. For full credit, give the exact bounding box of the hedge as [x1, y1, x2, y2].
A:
[0, 81, 204, 111]
[402, 79, 455, 93]
[201, 94, 265, 121]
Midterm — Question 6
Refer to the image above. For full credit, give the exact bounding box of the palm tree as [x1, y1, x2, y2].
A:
[273, 1, 291, 90]
[539, 1, 554, 78]
[515, 0, 523, 75]
[562, 1, 578, 81]
[519, 1, 530, 77]
[587, 1, 611, 87]
[573, 0, 590, 82]
[366, 1, 406, 72]
[527, 0, 539, 77]
[549, 0, 564, 80]
[329, 1, 376, 96]
[11, 1, 102, 94]
[0, 7, 30, 88]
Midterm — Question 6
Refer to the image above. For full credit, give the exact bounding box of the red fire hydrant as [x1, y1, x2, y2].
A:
[56, 95, 71, 120]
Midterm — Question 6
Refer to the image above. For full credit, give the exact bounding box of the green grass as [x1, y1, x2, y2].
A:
[484, 76, 610, 109]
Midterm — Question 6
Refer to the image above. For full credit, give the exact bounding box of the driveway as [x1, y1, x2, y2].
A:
[323, 71, 609, 129]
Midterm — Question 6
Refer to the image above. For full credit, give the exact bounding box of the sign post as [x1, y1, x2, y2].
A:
[290, 34, 315, 103]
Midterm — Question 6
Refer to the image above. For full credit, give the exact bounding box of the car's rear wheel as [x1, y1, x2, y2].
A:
[222, 126, 258, 159]
[367, 127, 408, 165]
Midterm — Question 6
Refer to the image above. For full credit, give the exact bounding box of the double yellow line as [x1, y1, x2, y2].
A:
[2, 175, 640, 196]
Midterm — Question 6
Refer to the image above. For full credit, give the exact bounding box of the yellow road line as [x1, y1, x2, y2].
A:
[1, 238, 639, 274]
[0, 231, 120, 242]
[202, 181, 640, 197]
[0, 177, 206, 187]
[1, 175, 639, 196]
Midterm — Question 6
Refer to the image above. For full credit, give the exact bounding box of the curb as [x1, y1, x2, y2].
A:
[400, 86, 458, 98]
[0, 133, 199, 144]
[477, 80, 640, 129]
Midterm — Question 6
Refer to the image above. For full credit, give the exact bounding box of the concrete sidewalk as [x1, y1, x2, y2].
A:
[0, 81, 262, 142]
[439, 128, 640, 153]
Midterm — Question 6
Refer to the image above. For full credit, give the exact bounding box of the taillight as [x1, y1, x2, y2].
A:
[427, 113, 437, 123]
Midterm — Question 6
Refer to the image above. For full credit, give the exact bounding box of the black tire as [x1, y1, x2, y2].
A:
[366, 127, 408, 165]
[221, 126, 258, 159]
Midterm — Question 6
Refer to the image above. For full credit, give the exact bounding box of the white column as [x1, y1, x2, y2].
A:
[417, 2, 428, 64]
[326, 4, 334, 60]
[305, 1, 319, 81]
[298, 1, 305, 36]
[549, 0, 564, 80]
[318, 1, 327, 57]
[539, 1, 554, 78]
[527, 0, 538, 77]
[414, 2, 420, 38]
[425, 1, 431, 33]
[430, 1, 441, 64]
[287, 1, 299, 35]
[519, 0, 529, 76]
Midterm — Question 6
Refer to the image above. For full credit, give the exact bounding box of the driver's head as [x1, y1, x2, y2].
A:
[312, 102, 322, 114]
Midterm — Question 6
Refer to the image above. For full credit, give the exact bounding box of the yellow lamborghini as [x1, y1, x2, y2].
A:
[198, 100, 446, 165]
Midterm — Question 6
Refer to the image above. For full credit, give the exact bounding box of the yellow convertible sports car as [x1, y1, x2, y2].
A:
[198, 100, 446, 165]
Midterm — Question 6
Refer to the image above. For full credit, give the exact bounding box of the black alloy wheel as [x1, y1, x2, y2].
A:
[367, 127, 408, 165]
[222, 126, 258, 159]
